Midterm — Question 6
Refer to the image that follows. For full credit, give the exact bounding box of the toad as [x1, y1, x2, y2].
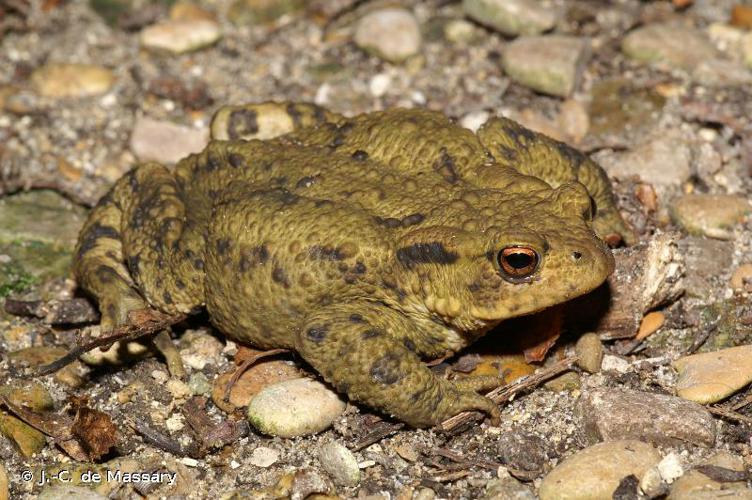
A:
[74, 102, 632, 427]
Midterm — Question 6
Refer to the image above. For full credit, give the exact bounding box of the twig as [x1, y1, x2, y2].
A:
[685, 315, 721, 355]
[708, 405, 752, 425]
[425, 470, 470, 483]
[128, 419, 187, 456]
[439, 356, 578, 433]
[350, 421, 404, 452]
[34, 310, 186, 376]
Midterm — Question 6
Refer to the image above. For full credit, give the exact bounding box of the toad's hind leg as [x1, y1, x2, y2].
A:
[297, 303, 500, 428]
[477, 117, 635, 245]
[75, 164, 203, 363]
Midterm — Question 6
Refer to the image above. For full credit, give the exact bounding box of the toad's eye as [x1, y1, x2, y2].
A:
[497, 246, 539, 282]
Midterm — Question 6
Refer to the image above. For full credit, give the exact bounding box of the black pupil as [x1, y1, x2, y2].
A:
[505, 252, 533, 269]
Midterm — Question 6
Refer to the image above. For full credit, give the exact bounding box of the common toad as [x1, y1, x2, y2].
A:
[74, 102, 632, 427]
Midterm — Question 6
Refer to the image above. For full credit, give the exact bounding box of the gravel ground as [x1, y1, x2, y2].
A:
[1, 0, 751, 499]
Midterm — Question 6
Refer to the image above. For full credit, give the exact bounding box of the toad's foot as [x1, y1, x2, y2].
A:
[296, 302, 500, 428]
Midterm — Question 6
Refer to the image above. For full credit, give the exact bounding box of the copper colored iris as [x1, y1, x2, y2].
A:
[497, 246, 539, 281]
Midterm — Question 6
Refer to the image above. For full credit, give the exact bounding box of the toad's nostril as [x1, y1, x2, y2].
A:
[572, 251, 582, 261]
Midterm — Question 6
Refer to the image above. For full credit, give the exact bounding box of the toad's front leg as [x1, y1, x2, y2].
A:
[296, 303, 500, 428]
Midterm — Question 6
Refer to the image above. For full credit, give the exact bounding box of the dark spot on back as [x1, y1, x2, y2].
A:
[216, 238, 232, 256]
[401, 213, 425, 227]
[205, 152, 222, 172]
[434, 147, 459, 184]
[77, 222, 120, 257]
[239, 244, 269, 271]
[94, 265, 118, 284]
[361, 329, 382, 339]
[497, 145, 519, 162]
[467, 282, 482, 292]
[228, 108, 258, 139]
[295, 176, 316, 189]
[127, 254, 141, 276]
[194, 258, 205, 270]
[308, 245, 345, 261]
[286, 102, 303, 127]
[272, 266, 290, 288]
[503, 122, 537, 146]
[353, 261, 366, 274]
[349, 313, 365, 323]
[228, 153, 246, 168]
[403, 338, 417, 352]
[175, 279, 186, 290]
[374, 216, 402, 229]
[162, 291, 173, 304]
[396, 242, 459, 269]
[305, 325, 328, 343]
[351, 150, 369, 161]
[370, 353, 403, 385]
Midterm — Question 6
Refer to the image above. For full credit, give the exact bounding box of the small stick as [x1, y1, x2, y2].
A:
[222, 348, 290, 402]
[708, 405, 752, 425]
[128, 419, 188, 457]
[34, 310, 186, 376]
[350, 422, 405, 452]
[426, 470, 471, 483]
[439, 356, 578, 433]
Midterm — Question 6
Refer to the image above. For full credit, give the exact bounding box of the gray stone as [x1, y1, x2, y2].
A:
[247, 378, 346, 437]
[354, 8, 421, 63]
[482, 475, 536, 499]
[678, 237, 734, 299]
[318, 441, 360, 487]
[129, 116, 209, 164]
[670, 194, 751, 240]
[496, 432, 549, 475]
[622, 23, 718, 70]
[502, 35, 590, 97]
[538, 440, 661, 500]
[593, 134, 692, 188]
[463, 0, 557, 36]
[578, 388, 716, 447]
[692, 59, 752, 87]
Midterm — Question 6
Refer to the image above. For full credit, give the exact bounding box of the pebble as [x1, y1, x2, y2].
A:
[30, 63, 115, 98]
[353, 8, 421, 63]
[482, 475, 535, 499]
[502, 35, 590, 97]
[130, 116, 209, 164]
[166, 379, 191, 400]
[444, 19, 477, 44]
[621, 23, 718, 70]
[668, 451, 749, 499]
[670, 194, 751, 240]
[594, 134, 692, 188]
[462, 0, 557, 36]
[0, 380, 53, 456]
[188, 372, 212, 395]
[656, 452, 684, 483]
[575, 332, 603, 373]
[543, 371, 581, 392]
[730, 263, 752, 291]
[179, 329, 224, 369]
[318, 441, 361, 487]
[0, 380, 54, 411]
[368, 73, 392, 98]
[227, 0, 304, 25]
[673, 344, 752, 404]
[140, 19, 221, 54]
[692, 59, 752, 87]
[578, 388, 716, 447]
[496, 432, 549, 476]
[247, 378, 346, 437]
[743, 33, 752, 70]
[0, 463, 7, 500]
[538, 440, 661, 500]
[250, 446, 280, 467]
[38, 485, 107, 500]
[679, 237, 735, 299]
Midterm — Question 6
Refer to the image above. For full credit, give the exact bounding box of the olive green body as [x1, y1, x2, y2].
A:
[74, 103, 631, 427]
